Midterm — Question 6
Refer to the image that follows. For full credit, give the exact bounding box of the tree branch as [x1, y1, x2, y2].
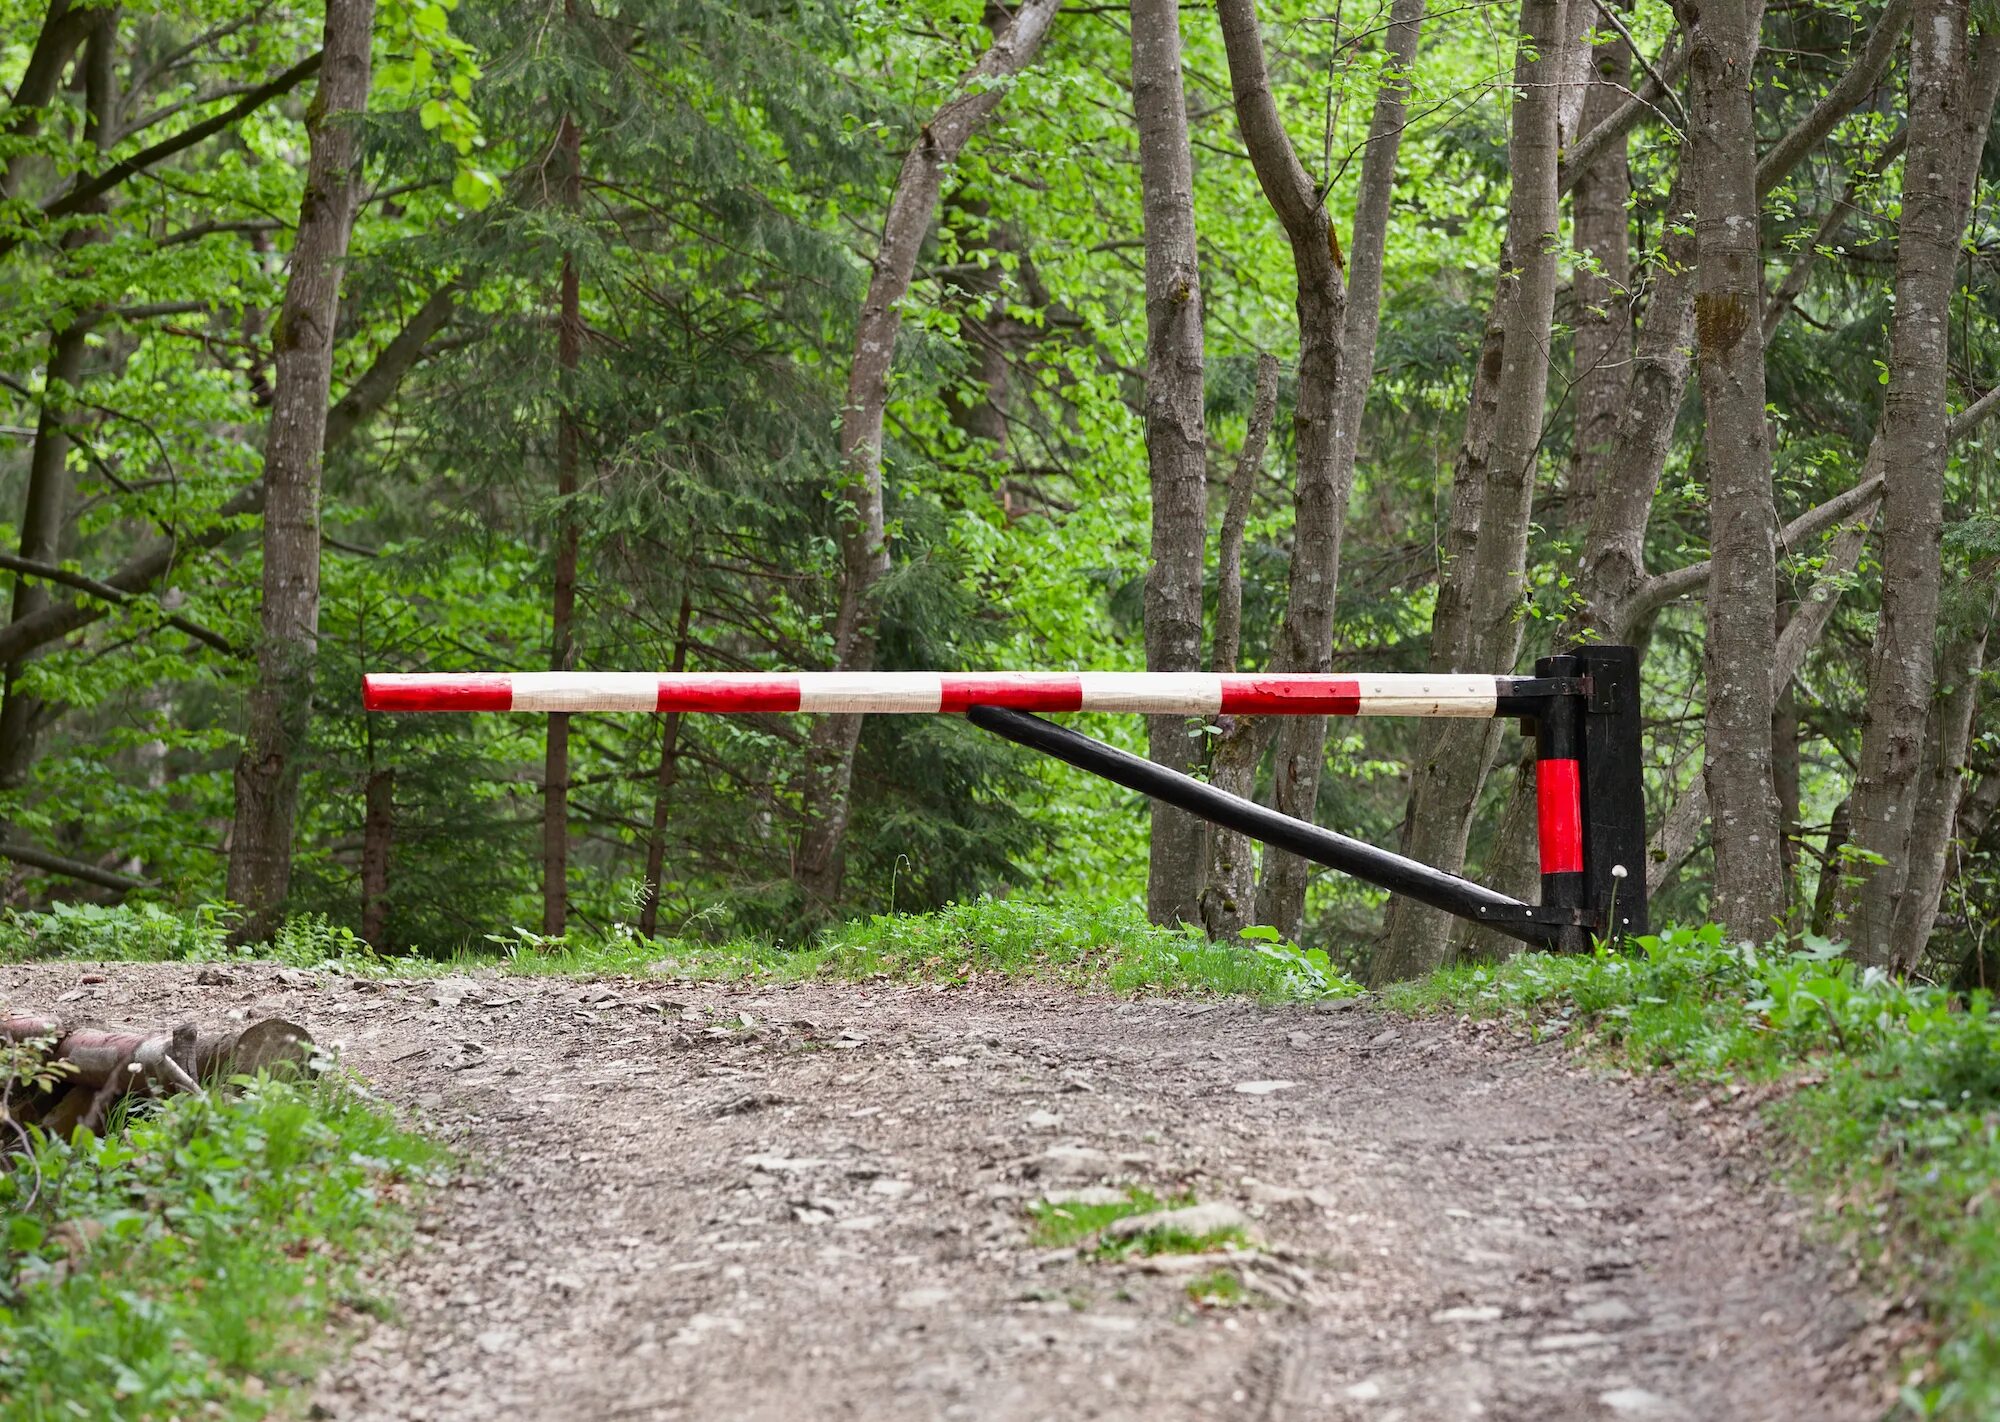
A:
[0, 841, 148, 891]
[1755, 0, 1910, 199]
[0, 50, 323, 259]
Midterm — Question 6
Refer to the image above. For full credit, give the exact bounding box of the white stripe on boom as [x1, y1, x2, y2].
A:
[798, 672, 943, 713]
[509, 672, 661, 713]
[1078, 672, 1224, 713]
[1350, 674, 1497, 717]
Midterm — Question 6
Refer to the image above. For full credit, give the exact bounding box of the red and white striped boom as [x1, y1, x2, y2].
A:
[362, 671, 1514, 717]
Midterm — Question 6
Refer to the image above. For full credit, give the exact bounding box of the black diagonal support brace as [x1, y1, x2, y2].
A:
[965, 704, 1575, 949]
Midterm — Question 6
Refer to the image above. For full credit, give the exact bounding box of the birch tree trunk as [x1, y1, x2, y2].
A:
[542, 103, 583, 940]
[1376, 0, 1568, 983]
[225, 0, 374, 941]
[1837, 4, 1982, 965]
[1131, 0, 1210, 925]
[1678, 0, 1784, 944]
[792, 0, 1062, 915]
[1202, 353, 1281, 940]
[1252, 0, 1427, 940]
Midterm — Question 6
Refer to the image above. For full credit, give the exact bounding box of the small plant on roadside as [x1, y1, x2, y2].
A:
[0, 1070, 443, 1420]
[1027, 1189, 1175, 1248]
[1235, 924, 1356, 1000]
[1185, 1269, 1252, 1308]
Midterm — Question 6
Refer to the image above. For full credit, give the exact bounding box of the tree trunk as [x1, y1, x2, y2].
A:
[1202, 353, 1281, 941]
[360, 768, 394, 948]
[1460, 10, 1633, 955]
[0, 7, 115, 790]
[639, 589, 693, 939]
[1130, 0, 1210, 925]
[1810, 796, 1852, 938]
[1680, 0, 1783, 944]
[1376, 0, 1569, 983]
[1888, 585, 1997, 965]
[1568, 22, 1633, 524]
[1251, 0, 1427, 940]
[0, 0, 95, 200]
[224, 0, 374, 943]
[792, 0, 1063, 915]
[1838, 5, 1984, 965]
[542, 105, 583, 940]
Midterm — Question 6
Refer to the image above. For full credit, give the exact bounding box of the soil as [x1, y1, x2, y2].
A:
[0, 961, 1896, 1422]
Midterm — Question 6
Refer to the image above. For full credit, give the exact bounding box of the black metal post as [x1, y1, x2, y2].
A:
[1574, 642, 1649, 939]
[1534, 653, 1588, 952]
[965, 704, 1573, 949]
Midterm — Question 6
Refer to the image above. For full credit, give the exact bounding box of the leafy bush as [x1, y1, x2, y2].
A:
[0, 1074, 442, 1420]
[0, 901, 234, 963]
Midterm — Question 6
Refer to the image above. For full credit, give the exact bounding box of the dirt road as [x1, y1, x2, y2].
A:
[1, 963, 1887, 1421]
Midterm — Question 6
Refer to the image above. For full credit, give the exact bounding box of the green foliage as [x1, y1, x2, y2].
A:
[0, 1075, 443, 1421]
[1026, 1188, 1177, 1249]
[1395, 924, 2000, 1420]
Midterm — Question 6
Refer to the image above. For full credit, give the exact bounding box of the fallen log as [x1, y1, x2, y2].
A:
[1, 1013, 314, 1139]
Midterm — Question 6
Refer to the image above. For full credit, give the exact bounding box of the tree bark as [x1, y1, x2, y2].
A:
[0, 7, 116, 790]
[1248, 0, 1427, 940]
[1130, 0, 1210, 925]
[1569, 19, 1633, 524]
[1376, 0, 1569, 983]
[1680, 0, 1783, 944]
[1202, 353, 1281, 941]
[1456, 9, 1635, 956]
[542, 103, 584, 940]
[1646, 383, 2000, 894]
[224, 0, 374, 943]
[639, 589, 693, 939]
[360, 768, 394, 948]
[1837, 7, 1987, 966]
[792, 0, 1062, 914]
[1888, 584, 1997, 964]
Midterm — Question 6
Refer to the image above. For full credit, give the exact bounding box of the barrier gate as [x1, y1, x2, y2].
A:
[363, 643, 1647, 951]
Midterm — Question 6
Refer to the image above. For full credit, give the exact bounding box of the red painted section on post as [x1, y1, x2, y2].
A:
[655, 675, 801, 713]
[940, 673, 1084, 713]
[364, 674, 513, 712]
[1220, 677, 1362, 715]
[1536, 757, 1584, 874]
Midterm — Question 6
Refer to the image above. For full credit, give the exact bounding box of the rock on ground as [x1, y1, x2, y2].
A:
[0, 963, 1893, 1422]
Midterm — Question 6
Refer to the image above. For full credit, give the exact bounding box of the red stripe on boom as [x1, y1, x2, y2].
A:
[1536, 757, 1584, 874]
[364, 674, 513, 712]
[1219, 677, 1361, 715]
[940, 674, 1084, 713]
[655, 676, 801, 713]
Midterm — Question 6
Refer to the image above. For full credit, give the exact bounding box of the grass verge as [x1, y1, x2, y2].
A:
[0, 1073, 443, 1420]
[1391, 923, 2000, 1420]
[0, 897, 1363, 1002]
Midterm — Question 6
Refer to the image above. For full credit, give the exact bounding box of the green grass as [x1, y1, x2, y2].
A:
[0, 897, 1364, 1002]
[0, 1072, 443, 1421]
[1392, 923, 2000, 1420]
[1026, 1188, 1250, 1259]
[1185, 1268, 1252, 1308]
